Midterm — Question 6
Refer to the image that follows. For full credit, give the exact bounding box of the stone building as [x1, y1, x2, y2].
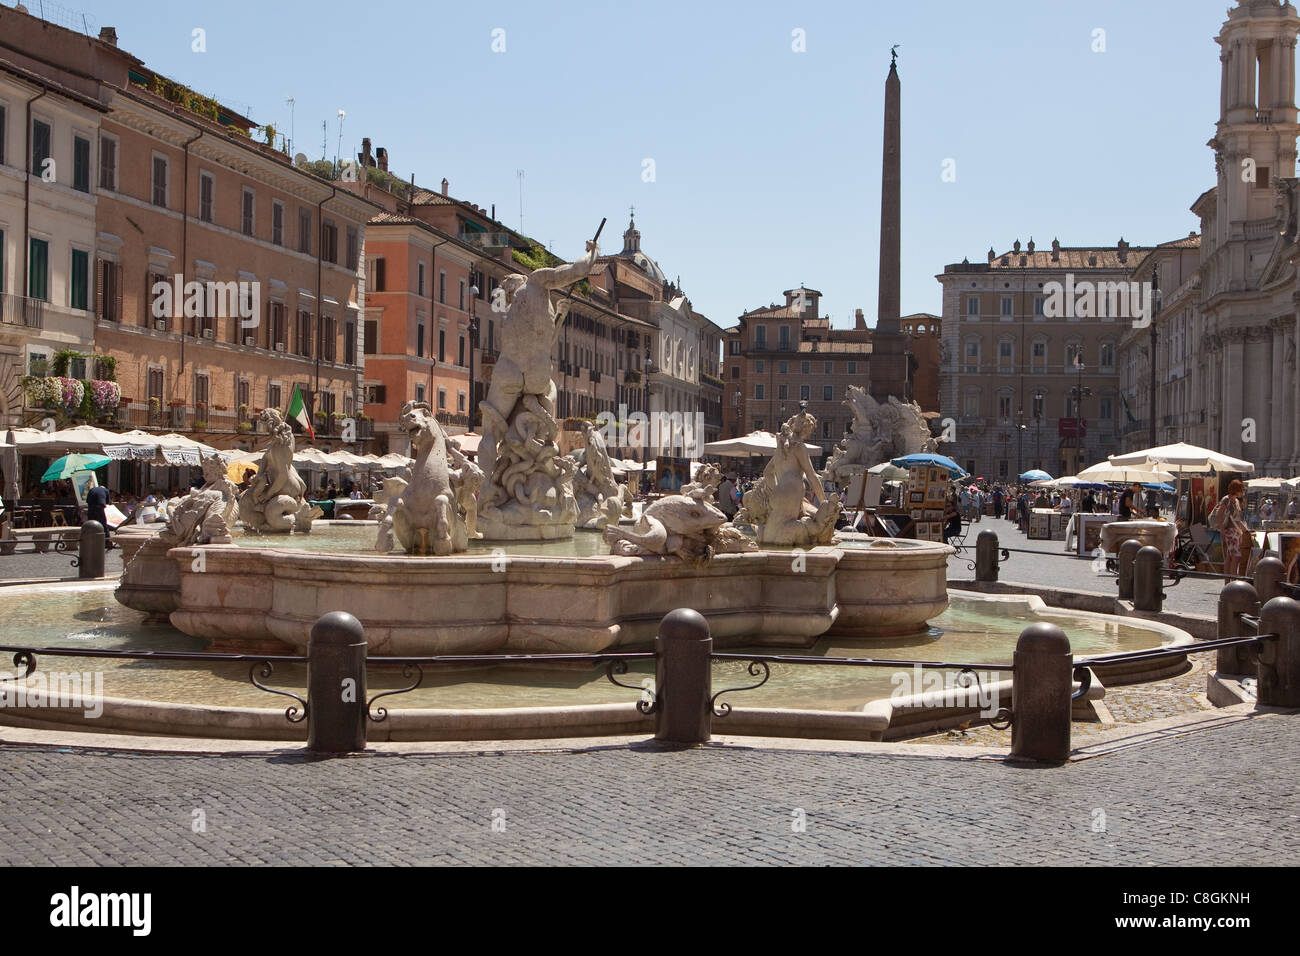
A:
[901, 312, 941, 414]
[936, 238, 1152, 480]
[1118, 0, 1300, 474]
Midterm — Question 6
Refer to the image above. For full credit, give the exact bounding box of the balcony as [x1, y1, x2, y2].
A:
[0, 293, 45, 329]
[458, 231, 512, 249]
[624, 369, 642, 386]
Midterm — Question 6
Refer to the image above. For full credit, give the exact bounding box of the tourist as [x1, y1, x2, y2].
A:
[959, 485, 972, 520]
[992, 487, 1004, 519]
[717, 473, 739, 518]
[1287, 498, 1298, 520]
[1081, 491, 1096, 514]
[85, 481, 113, 548]
[1119, 482, 1140, 520]
[1215, 479, 1251, 576]
[1057, 493, 1074, 515]
[943, 493, 962, 545]
[1259, 498, 1275, 523]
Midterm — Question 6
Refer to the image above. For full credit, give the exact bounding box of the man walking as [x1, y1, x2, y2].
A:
[86, 481, 113, 549]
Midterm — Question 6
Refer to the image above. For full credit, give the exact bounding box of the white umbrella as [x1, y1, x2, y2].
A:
[867, 462, 910, 480]
[41, 424, 129, 452]
[1108, 442, 1254, 475]
[1246, 477, 1288, 490]
[702, 430, 821, 457]
[449, 432, 482, 454]
[1077, 462, 1177, 484]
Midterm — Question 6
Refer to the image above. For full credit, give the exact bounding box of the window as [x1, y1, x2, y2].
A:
[148, 368, 165, 408]
[1033, 296, 1044, 317]
[345, 227, 358, 271]
[458, 391, 466, 413]
[823, 385, 833, 401]
[963, 391, 979, 417]
[151, 155, 168, 207]
[459, 279, 465, 311]
[755, 325, 766, 350]
[268, 384, 281, 410]
[297, 311, 312, 356]
[824, 361, 832, 374]
[1099, 396, 1113, 421]
[199, 173, 215, 222]
[437, 387, 446, 410]
[801, 360, 810, 375]
[800, 384, 810, 401]
[754, 383, 765, 400]
[1001, 296, 1012, 317]
[439, 271, 446, 304]
[364, 320, 378, 355]
[272, 201, 284, 245]
[999, 460, 1009, 478]
[242, 189, 256, 236]
[755, 360, 764, 374]
[28, 238, 48, 301]
[778, 361, 788, 374]
[345, 320, 356, 365]
[731, 367, 739, 379]
[998, 394, 1012, 421]
[73, 136, 90, 192]
[146, 270, 167, 328]
[964, 341, 979, 372]
[966, 296, 979, 318]
[30, 119, 51, 175]
[98, 134, 116, 191]
[1099, 342, 1115, 371]
[779, 325, 790, 349]
[1257, 166, 1271, 189]
[778, 384, 788, 400]
[438, 328, 446, 363]
[321, 220, 337, 263]
[70, 249, 88, 310]
[848, 361, 857, 374]
[822, 421, 831, 439]
[458, 336, 465, 367]
[1032, 392, 1044, 420]
[729, 340, 740, 355]
[417, 323, 425, 358]
[298, 208, 312, 254]
[321, 315, 336, 362]
[998, 340, 1013, 372]
[1065, 343, 1081, 369]
[371, 258, 386, 292]
[195, 373, 210, 408]
[418, 262, 426, 297]
[1032, 341, 1047, 372]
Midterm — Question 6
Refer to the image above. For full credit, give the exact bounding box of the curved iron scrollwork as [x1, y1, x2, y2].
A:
[965, 557, 978, 572]
[367, 663, 424, 723]
[956, 668, 1013, 729]
[999, 547, 1011, 563]
[249, 661, 308, 723]
[710, 659, 772, 717]
[987, 707, 1013, 730]
[1071, 664, 1092, 701]
[0, 650, 37, 683]
[606, 659, 657, 715]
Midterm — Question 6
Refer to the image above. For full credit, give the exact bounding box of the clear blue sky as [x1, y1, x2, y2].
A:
[73, 0, 1231, 327]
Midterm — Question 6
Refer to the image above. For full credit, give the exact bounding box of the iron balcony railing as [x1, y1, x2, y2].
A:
[0, 292, 45, 329]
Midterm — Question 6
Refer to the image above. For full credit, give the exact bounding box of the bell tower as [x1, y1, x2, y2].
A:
[1209, 0, 1300, 287]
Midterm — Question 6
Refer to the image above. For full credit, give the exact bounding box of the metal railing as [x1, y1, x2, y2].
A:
[0, 292, 45, 329]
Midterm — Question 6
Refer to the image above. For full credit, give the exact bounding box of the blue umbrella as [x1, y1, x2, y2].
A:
[1019, 469, 1053, 482]
[40, 453, 111, 483]
[890, 453, 968, 479]
[1141, 482, 1175, 492]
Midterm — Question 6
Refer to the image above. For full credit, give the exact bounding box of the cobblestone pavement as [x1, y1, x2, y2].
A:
[947, 517, 1224, 618]
[0, 715, 1295, 865]
[0, 546, 123, 582]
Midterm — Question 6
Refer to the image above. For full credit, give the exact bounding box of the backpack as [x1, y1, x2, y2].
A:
[1207, 495, 1229, 531]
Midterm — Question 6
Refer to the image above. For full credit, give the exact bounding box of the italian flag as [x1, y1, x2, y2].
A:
[287, 385, 315, 439]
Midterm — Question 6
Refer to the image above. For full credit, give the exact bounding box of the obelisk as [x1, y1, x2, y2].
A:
[870, 48, 909, 404]
[877, 48, 901, 334]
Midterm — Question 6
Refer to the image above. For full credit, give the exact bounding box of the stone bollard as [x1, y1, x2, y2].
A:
[307, 611, 368, 754]
[1133, 546, 1164, 612]
[1216, 580, 1260, 675]
[655, 608, 712, 745]
[1253, 556, 1286, 603]
[1258, 596, 1300, 708]
[76, 521, 105, 579]
[1117, 539, 1141, 601]
[1009, 622, 1073, 764]
[975, 530, 1000, 583]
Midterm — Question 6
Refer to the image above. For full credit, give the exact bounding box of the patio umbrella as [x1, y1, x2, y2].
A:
[867, 461, 910, 481]
[702, 431, 821, 457]
[227, 459, 260, 483]
[1246, 477, 1288, 490]
[1077, 462, 1176, 484]
[1141, 482, 1176, 492]
[1019, 469, 1053, 482]
[890, 453, 968, 479]
[41, 424, 129, 452]
[1054, 476, 1109, 490]
[40, 453, 111, 482]
[1108, 442, 1255, 475]
[2, 429, 21, 500]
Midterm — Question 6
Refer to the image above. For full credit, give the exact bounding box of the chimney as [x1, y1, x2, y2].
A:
[360, 137, 373, 168]
[1051, 238, 1061, 262]
[1117, 237, 1129, 263]
[99, 27, 118, 47]
[376, 147, 388, 172]
[855, 308, 866, 331]
[441, 178, 449, 197]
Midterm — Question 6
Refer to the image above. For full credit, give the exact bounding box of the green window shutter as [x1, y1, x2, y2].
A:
[71, 249, 89, 310]
[29, 238, 49, 301]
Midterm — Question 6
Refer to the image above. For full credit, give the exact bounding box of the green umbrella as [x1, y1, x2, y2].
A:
[40, 453, 111, 483]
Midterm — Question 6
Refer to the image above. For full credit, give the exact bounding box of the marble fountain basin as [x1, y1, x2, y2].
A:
[151, 534, 954, 655]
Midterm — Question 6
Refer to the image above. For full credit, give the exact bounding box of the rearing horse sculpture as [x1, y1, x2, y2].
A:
[391, 401, 467, 555]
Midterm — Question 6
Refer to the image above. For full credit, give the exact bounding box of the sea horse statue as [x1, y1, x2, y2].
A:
[237, 409, 318, 533]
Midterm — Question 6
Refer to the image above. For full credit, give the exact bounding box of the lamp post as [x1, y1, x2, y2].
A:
[468, 282, 479, 430]
[1016, 410, 1027, 478]
[1071, 356, 1091, 475]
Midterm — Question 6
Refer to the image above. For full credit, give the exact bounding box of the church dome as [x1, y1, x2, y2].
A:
[620, 216, 667, 284]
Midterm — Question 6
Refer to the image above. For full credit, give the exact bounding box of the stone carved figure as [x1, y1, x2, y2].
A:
[573, 421, 623, 529]
[680, 463, 722, 502]
[448, 439, 484, 539]
[1276, 177, 1299, 243]
[476, 238, 600, 539]
[237, 409, 319, 533]
[604, 493, 756, 566]
[389, 401, 466, 555]
[372, 474, 409, 553]
[823, 387, 937, 488]
[199, 454, 239, 530]
[741, 411, 841, 546]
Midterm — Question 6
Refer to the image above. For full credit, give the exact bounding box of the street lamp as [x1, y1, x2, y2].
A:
[468, 282, 479, 430]
[1016, 409, 1027, 477]
[1071, 355, 1091, 475]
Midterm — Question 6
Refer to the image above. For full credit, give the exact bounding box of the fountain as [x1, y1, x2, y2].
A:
[823, 386, 937, 490]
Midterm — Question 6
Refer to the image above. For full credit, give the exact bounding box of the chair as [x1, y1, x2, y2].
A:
[946, 519, 971, 553]
[1189, 525, 1222, 573]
